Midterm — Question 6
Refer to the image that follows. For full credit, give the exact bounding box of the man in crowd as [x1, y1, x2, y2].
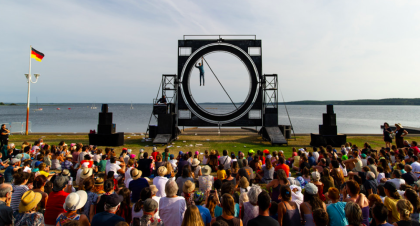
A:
[219, 150, 232, 170]
[0, 184, 13, 226]
[402, 165, 417, 185]
[0, 124, 9, 148]
[136, 198, 163, 226]
[247, 191, 279, 226]
[91, 193, 125, 226]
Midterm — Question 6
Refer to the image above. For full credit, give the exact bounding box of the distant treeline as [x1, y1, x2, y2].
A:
[200, 98, 420, 105]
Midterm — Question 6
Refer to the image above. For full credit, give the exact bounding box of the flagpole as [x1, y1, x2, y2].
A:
[25, 45, 32, 135]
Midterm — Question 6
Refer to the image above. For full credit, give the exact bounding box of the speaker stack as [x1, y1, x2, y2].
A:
[89, 104, 124, 146]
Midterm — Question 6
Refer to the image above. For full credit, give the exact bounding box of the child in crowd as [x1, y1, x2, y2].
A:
[377, 166, 385, 183]
[0, 153, 7, 170]
[217, 164, 226, 180]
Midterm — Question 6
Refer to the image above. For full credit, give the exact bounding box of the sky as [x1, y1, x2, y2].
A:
[1, 0, 420, 104]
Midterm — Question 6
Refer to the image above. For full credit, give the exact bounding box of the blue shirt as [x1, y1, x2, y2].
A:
[129, 178, 149, 202]
[4, 166, 15, 182]
[195, 64, 204, 74]
[215, 203, 240, 218]
[327, 202, 348, 226]
[308, 156, 316, 166]
[197, 205, 212, 225]
[91, 211, 124, 226]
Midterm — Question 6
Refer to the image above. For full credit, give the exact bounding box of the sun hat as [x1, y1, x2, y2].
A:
[53, 175, 69, 192]
[19, 190, 42, 213]
[62, 169, 71, 177]
[192, 159, 200, 167]
[384, 181, 397, 193]
[183, 180, 195, 193]
[11, 158, 20, 165]
[311, 171, 320, 181]
[157, 166, 168, 176]
[63, 190, 88, 211]
[105, 193, 123, 207]
[263, 149, 270, 154]
[201, 165, 211, 176]
[249, 149, 254, 154]
[395, 123, 403, 128]
[305, 183, 318, 195]
[131, 168, 142, 180]
[239, 176, 249, 188]
[194, 191, 205, 203]
[80, 168, 93, 179]
[143, 198, 158, 213]
[195, 151, 199, 156]
[150, 185, 158, 195]
[95, 178, 104, 185]
[279, 150, 284, 153]
[299, 148, 305, 152]
[66, 154, 73, 158]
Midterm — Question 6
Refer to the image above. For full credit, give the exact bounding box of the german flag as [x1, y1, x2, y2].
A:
[31, 48, 44, 62]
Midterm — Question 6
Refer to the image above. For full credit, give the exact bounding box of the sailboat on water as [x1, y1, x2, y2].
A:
[130, 101, 134, 109]
[91, 103, 97, 109]
[33, 97, 42, 111]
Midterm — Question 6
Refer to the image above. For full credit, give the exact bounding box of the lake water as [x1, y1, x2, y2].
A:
[0, 104, 419, 134]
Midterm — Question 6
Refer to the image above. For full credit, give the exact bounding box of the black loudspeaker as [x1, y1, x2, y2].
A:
[99, 113, 113, 125]
[153, 105, 168, 115]
[327, 105, 334, 114]
[89, 132, 124, 146]
[149, 125, 158, 138]
[98, 124, 116, 134]
[101, 104, 109, 113]
[319, 125, 337, 135]
[158, 114, 173, 134]
[322, 114, 336, 126]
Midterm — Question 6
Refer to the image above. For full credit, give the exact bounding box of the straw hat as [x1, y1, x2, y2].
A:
[63, 190, 88, 211]
[62, 169, 70, 177]
[19, 191, 42, 213]
[192, 159, 200, 167]
[150, 185, 158, 195]
[157, 166, 168, 176]
[131, 168, 142, 180]
[95, 178, 104, 185]
[66, 154, 73, 159]
[201, 165, 211, 176]
[183, 180, 195, 193]
[239, 177, 249, 188]
[80, 168, 92, 179]
[395, 123, 403, 128]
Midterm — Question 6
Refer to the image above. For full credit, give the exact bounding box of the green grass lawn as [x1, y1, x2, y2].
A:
[8, 134, 420, 159]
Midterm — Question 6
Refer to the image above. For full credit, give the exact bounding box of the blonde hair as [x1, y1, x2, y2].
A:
[181, 205, 204, 226]
[164, 162, 173, 175]
[239, 192, 249, 207]
[345, 201, 363, 226]
[397, 199, 413, 221]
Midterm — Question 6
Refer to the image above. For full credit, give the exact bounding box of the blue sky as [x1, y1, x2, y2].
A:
[1, 0, 420, 103]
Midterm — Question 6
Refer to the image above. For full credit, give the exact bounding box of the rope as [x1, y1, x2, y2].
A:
[202, 57, 238, 109]
[278, 82, 296, 140]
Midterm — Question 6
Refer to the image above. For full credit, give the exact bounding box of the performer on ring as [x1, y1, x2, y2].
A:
[195, 57, 205, 86]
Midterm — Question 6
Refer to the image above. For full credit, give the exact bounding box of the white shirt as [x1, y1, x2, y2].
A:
[124, 167, 134, 188]
[169, 159, 177, 169]
[339, 164, 348, 177]
[153, 176, 169, 198]
[411, 161, 420, 177]
[361, 159, 368, 167]
[202, 156, 209, 165]
[93, 154, 102, 163]
[159, 196, 186, 226]
[313, 152, 319, 163]
[106, 163, 121, 178]
[377, 173, 385, 184]
[388, 178, 405, 190]
[198, 175, 214, 192]
[76, 168, 83, 185]
[219, 156, 232, 170]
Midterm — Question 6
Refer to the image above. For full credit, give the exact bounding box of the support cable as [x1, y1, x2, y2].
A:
[278, 82, 296, 140]
[202, 57, 238, 109]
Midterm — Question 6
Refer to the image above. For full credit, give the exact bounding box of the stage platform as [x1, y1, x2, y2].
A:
[181, 127, 258, 136]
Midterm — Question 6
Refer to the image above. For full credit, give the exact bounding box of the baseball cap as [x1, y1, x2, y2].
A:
[170, 154, 174, 158]
[361, 154, 367, 158]
[105, 194, 123, 207]
[179, 151, 183, 155]
[143, 198, 158, 213]
[122, 148, 128, 151]
[53, 175, 69, 192]
[263, 149, 269, 154]
[305, 183, 318, 195]
[384, 181, 397, 192]
[249, 149, 254, 154]
[11, 158, 20, 165]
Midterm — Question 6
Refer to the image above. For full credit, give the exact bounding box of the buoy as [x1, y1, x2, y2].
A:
[68, 108, 71, 110]
[57, 108, 60, 110]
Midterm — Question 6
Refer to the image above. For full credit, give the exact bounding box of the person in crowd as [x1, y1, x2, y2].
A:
[372, 203, 393, 226]
[343, 180, 370, 226]
[223, 169, 236, 186]
[106, 157, 125, 179]
[242, 185, 262, 226]
[383, 122, 393, 148]
[32, 175, 48, 211]
[301, 183, 326, 226]
[344, 150, 363, 172]
[11, 171, 30, 212]
[217, 164, 227, 181]
[182, 180, 196, 207]
[364, 171, 378, 195]
[206, 192, 219, 221]
[394, 199, 420, 226]
[313, 208, 329, 226]
[51, 150, 64, 170]
[135, 198, 163, 226]
[216, 183, 240, 218]
[211, 194, 242, 226]
[330, 160, 345, 189]
[129, 168, 149, 203]
[199, 165, 214, 192]
[176, 167, 194, 196]
[116, 188, 132, 224]
[401, 165, 417, 185]
[277, 185, 300, 226]
[159, 180, 186, 226]
[191, 159, 202, 179]
[79, 177, 97, 222]
[137, 152, 153, 178]
[383, 181, 402, 223]
[193, 191, 211, 226]
[394, 123, 408, 148]
[91, 193, 125, 226]
[266, 169, 289, 203]
[345, 201, 364, 226]
[402, 189, 420, 222]
[56, 190, 90, 226]
[238, 176, 251, 195]
[61, 155, 74, 171]
[4, 158, 21, 182]
[311, 171, 326, 201]
[96, 179, 116, 214]
[247, 191, 279, 226]
[131, 187, 153, 222]
[382, 170, 405, 190]
[255, 160, 274, 184]
[219, 150, 232, 170]
[0, 184, 13, 226]
[92, 178, 105, 195]
[124, 159, 135, 188]
[326, 187, 348, 226]
[44, 175, 71, 225]
[320, 168, 334, 194]
[236, 159, 254, 182]
[153, 166, 169, 197]
[154, 154, 165, 176]
[14, 190, 44, 226]
[181, 205, 205, 226]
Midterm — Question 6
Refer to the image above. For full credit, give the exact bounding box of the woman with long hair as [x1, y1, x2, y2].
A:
[51, 150, 64, 170]
[203, 150, 210, 165]
[343, 180, 370, 226]
[278, 185, 301, 226]
[321, 167, 335, 194]
[345, 201, 364, 226]
[256, 159, 274, 184]
[32, 175, 48, 212]
[206, 194, 219, 221]
[394, 199, 417, 226]
[211, 194, 242, 226]
[379, 159, 392, 178]
[176, 166, 194, 196]
[404, 189, 420, 222]
[300, 183, 326, 226]
[80, 177, 97, 222]
[116, 188, 132, 224]
[181, 205, 205, 226]
[131, 187, 153, 221]
[266, 169, 290, 203]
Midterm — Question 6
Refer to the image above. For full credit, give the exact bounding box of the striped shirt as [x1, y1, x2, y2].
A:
[11, 184, 29, 212]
